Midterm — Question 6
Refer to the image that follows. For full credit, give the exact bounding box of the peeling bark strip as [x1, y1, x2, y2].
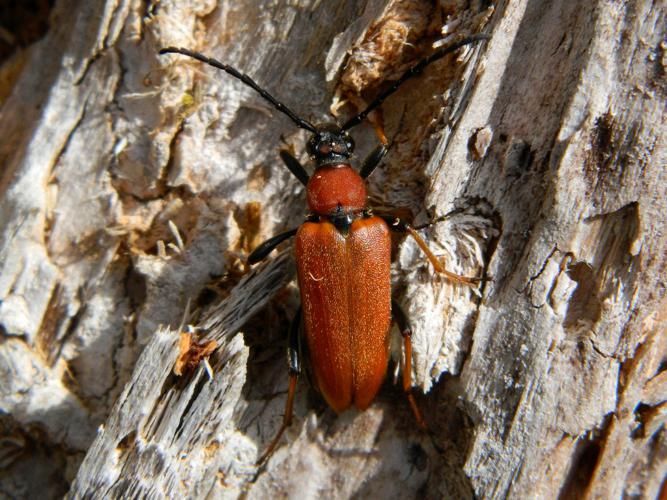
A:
[0, 0, 664, 498]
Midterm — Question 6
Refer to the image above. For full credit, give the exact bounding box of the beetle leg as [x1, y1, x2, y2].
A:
[247, 228, 298, 265]
[411, 207, 465, 230]
[360, 113, 391, 179]
[391, 299, 428, 431]
[359, 144, 388, 179]
[382, 216, 482, 285]
[279, 150, 310, 186]
[405, 225, 481, 284]
[369, 110, 389, 146]
[257, 307, 302, 465]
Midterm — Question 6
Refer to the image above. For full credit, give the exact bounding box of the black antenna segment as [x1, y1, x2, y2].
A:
[341, 34, 489, 131]
[159, 47, 318, 133]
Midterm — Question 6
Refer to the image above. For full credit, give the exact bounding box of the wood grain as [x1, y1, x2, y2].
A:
[0, 0, 664, 498]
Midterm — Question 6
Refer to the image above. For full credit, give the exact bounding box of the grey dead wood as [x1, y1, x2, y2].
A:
[0, 0, 664, 499]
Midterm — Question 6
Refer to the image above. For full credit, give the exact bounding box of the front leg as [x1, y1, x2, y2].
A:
[359, 144, 388, 179]
[279, 150, 309, 186]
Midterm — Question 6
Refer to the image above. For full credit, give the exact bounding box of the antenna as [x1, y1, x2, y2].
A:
[341, 34, 489, 131]
[159, 47, 317, 133]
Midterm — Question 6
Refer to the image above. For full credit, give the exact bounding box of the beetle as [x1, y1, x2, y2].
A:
[160, 33, 488, 463]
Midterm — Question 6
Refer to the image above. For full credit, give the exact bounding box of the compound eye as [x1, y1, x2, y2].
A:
[306, 134, 321, 156]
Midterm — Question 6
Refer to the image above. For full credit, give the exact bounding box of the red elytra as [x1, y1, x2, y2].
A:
[296, 215, 391, 413]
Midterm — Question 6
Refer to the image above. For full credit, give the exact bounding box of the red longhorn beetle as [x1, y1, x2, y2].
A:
[160, 33, 488, 463]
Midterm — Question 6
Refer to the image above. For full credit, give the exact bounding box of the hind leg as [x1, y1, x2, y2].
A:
[391, 299, 428, 430]
[257, 307, 302, 465]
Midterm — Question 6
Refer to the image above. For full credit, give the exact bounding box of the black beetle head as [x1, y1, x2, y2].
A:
[307, 124, 355, 166]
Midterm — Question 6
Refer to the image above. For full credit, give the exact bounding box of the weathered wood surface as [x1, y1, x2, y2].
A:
[0, 0, 664, 498]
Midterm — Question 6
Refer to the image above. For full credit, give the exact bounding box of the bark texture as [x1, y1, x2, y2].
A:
[0, 0, 664, 498]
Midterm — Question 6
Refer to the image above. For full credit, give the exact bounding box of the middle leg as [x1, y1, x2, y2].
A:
[382, 216, 483, 285]
[247, 228, 298, 265]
